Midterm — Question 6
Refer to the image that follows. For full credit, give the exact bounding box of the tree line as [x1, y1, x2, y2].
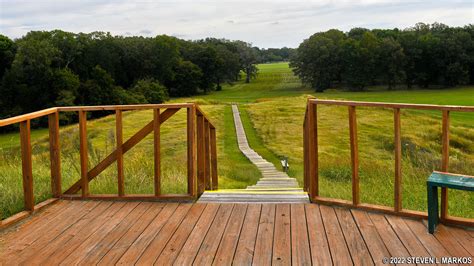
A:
[290, 23, 474, 91]
[0, 31, 269, 120]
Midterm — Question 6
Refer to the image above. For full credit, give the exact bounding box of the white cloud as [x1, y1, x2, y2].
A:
[0, 0, 472, 47]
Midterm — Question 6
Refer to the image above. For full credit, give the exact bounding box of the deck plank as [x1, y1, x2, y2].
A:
[116, 203, 180, 264]
[212, 204, 247, 265]
[193, 203, 235, 265]
[403, 219, 451, 258]
[174, 204, 220, 265]
[334, 207, 373, 266]
[385, 215, 430, 258]
[61, 201, 139, 264]
[36, 202, 124, 265]
[134, 203, 193, 265]
[155, 203, 207, 265]
[320, 205, 352, 265]
[1, 200, 86, 258]
[351, 210, 390, 265]
[21, 201, 112, 264]
[367, 212, 410, 258]
[1, 200, 70, 241]
[4, 201, 99, 262]
[431, 224, 471, 258]
[252, 204, 276, 266]
[1, 200, 473, 265]
[291, 204, 312, 265]
[77, 202, 153, 264]
[305, 204, 332, 265]
[272, 204, 291, 265]
[441, 225, 474, 255]
[233, 204, 262, 265]
[97, 203, 165, 265]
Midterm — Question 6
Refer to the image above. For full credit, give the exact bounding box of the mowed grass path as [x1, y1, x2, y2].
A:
[1, 62, 473, 219]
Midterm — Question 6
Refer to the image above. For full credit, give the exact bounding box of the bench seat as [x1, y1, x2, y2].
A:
[427, 171, 473, 233]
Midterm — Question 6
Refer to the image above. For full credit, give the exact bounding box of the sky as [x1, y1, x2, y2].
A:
[0, 0, 472, 48]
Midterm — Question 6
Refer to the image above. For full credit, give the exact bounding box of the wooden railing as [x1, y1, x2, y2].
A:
[0, 103, 217, 227]
[303, 98, 474, 227]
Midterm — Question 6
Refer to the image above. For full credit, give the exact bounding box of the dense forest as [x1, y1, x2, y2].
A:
[1, 23, 472, 120]
[0, 31, 293, 120]
[290, 23, 474, 91]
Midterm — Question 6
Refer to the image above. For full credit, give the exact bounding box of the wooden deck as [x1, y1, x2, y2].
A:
[1, 200, 472, 265]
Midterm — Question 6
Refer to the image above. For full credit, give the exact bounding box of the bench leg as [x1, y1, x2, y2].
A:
[427, 184, 439, 234]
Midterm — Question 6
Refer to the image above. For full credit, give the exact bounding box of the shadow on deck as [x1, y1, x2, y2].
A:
[1, 200, 472, 265]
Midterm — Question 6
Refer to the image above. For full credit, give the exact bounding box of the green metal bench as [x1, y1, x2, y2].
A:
[427, 171, 474, 233]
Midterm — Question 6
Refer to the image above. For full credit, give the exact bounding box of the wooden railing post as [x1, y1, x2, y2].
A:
[394, 108, 402, 212]
[48, 111, 62, 197]
[20, 120, 34, 211]
[204, 120, 211, 190]
[307, 101, 319, 199]
[210, 127, 218, 190]
[196, 114, 205, 195]
[303, 107, 308, 192]
[348, 106, 360, 206]
[79, 110, 89, 197]
[153, 108, 161, 196]
[441, 110, 450, 220]
[187, 106, 197, 197]
[116, 110, 124, 196]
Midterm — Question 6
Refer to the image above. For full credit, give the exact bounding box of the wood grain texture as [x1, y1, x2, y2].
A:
[334, 207, 373, 266]
[134, 203, 192, 265]
[305, 204, 332, 265]
[204, 120, 211, 190]
[48, 112, 62, 197]
[115, 109, 124, 196]
[173, 203, 220, 265]
[252, 204, 276, 266]
[367, 212, 410, 258]
[154, 203, 206, 265]
[115, 203, 179, 264]
[319, 205, 352, 265]
[1, 201, 472, 265]
[196, 114, 205, 195]
[351, 209, 390, 265]
[153, 108, 161, 196]
[272, 204, 291, 265]
[310, 99, 474, 112]
[78, 110, 89, 197]
[187, 106, 197, 197]
[210, 127, 218, 190]
[441, 110, 450, 220]
[233, 204, 262, 265]
[96, 203, 165, 265]
[291, 204, 311, 265]
[213, 204, 247, 265]
[348, 106, 359, 205]
[393, 108, 402, 212]
[19, 120, 34, 211]
[193, 204, 234, 265]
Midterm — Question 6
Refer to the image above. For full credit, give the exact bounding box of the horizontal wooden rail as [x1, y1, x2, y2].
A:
[56, 103, 194, 112]
[0, 107, 58, 127]
[310, 99, 474, 112]
[0, 103, 218, 227]
[304, 98, 474, 227]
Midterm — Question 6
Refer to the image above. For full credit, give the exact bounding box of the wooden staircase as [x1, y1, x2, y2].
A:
[198, 105, 309, 203]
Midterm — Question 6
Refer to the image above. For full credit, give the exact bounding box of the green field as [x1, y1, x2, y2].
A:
[1, 62, 473, 219]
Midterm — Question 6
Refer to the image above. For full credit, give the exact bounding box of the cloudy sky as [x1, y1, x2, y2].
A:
[0, 0, 472, 48]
